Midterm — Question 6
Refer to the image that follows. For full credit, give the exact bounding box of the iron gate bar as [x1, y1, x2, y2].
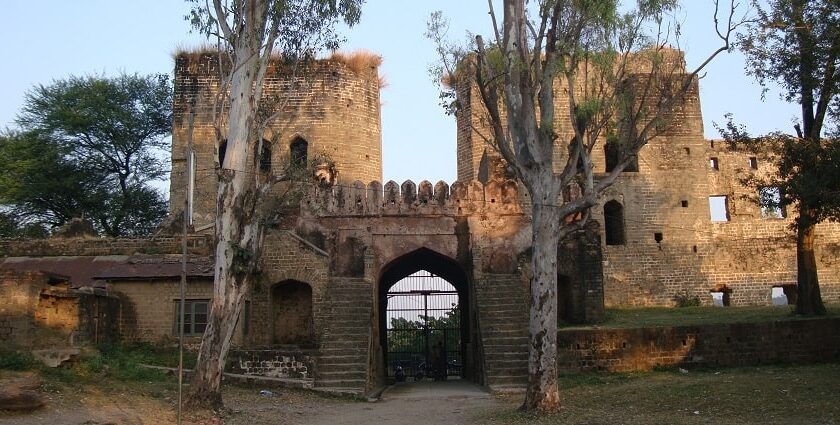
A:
[385, 271, 461, 378]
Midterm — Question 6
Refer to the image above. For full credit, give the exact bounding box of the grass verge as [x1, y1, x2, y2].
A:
[481, 363, 840, 424]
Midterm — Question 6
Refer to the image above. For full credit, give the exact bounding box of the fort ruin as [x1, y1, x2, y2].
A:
[1, 50, 839, 394]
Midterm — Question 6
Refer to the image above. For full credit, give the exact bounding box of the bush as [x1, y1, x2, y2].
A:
[0, 348, 36, 371]
[674, 292, 701, 307]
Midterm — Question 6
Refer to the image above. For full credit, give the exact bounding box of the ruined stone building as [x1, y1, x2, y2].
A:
[2, 50, 838, 394]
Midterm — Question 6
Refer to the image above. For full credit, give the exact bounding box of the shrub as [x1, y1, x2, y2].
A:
[0, 348, 36, 371]
[674, 292, 701, 307]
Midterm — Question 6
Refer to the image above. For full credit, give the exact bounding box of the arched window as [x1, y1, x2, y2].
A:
[272, 280, 314, 347]
[604, 200, 626, 245]
[477, 150, 490, 183]
[290, 137, 308, 167]
[218, 139, 228, 167]
[604, 141, 638, 172]
[259, 140, 272, 173]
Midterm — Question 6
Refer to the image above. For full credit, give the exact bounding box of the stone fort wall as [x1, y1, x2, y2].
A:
[455, 51, 840, 307]
[170, 52, 383, 228]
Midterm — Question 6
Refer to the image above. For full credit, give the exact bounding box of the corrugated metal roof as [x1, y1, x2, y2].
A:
[97, 254, 214, 280]
[1, 256, 128, 289]
[0, 255, 214, 288]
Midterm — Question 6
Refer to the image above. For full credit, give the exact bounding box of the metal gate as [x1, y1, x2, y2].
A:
[386, 271, 462, 379]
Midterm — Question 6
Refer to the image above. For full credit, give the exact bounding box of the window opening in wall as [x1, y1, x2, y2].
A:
[259, 140, 272, 173]
[290, 137, 308, 167]
[218, 139, 228, 167]
[187, 148, 195, 226]
[604, 200, 626, 245]
[604, 141, 638, 172]
[684, 147, 691, 156]
[748, 156, 758, 169]
[709, 157, 719, 170]
[759, 186, 786, 218]
[709, 285, 732, 307]
[386, 270, 461, 379]
[272, 280, 314, 347]
[654, 232, 663, 243]
[681, 200, 689, 208]
[771, 287, 788, 306]
[175, 299, 209, 336]
[243, 300, 251, 335]
[477, 150, 490, 183]
[709, 195, 730, 222]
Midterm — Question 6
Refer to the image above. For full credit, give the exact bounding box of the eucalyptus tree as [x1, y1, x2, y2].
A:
[430, 0, 744, 412]
[720, 0, 840, 316]
[184, 0, 363, 409]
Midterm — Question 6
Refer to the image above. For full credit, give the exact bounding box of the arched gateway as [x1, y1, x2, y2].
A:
[379, 248, 470, 380]
[225, 178, 604, 394]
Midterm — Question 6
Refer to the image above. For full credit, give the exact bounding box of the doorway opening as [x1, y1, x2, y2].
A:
[378, 248, 470, 382]
[386, 271, 461, 380]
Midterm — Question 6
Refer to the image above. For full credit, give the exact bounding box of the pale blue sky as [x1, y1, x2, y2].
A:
[0, 1, 796, 190]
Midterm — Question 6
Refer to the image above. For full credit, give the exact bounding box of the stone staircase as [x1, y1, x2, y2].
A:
[314, 277, 372, 393]
[475, 274, 529, 390]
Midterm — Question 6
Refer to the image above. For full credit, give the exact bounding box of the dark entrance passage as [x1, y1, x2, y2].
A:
[386, 271, 461, 379]
[378, 248, 471, 382]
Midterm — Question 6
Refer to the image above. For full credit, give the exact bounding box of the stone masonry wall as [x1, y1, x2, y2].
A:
[108, 278, 214, 343]
[170, 52, 383, 228]
[247, 231, 330, 348]
[456, 48, 840, 307]
[557, 318, 840, 372]
[0, 269, 48, 348]
[0, 235, 212, 257]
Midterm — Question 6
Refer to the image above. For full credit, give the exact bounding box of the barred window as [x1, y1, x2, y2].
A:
[175, 299, 209, 336]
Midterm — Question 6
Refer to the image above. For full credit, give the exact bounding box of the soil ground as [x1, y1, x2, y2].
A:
[2, 363, 839, 424]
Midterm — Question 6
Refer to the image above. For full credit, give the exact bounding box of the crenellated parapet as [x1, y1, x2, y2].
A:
[302, 179, 523, 217]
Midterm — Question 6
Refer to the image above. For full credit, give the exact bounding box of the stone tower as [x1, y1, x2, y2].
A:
[169, 51, 383, 228]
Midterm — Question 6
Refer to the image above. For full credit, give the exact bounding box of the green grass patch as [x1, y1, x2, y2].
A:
[561, 303, 840, 329]
[481, 363, 840, 424]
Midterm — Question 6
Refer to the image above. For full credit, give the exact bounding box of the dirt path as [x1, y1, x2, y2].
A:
[0, 379, 500, 425]
[286, 380, 499, 425]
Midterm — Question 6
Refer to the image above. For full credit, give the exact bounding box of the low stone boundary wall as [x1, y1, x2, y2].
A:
[557, 318, 840, 372]
[229, 349, 314, 380]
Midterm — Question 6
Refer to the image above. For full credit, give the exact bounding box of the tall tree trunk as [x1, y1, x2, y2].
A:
[185, 35, 264, 409]
[523, 200, 562, 412]
[795, 214, 826, 316]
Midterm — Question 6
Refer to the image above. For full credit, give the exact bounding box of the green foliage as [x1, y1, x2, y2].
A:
[673, 291, 701, 308]
[187, 0, 363, 58]
[0, 211, 49, 239]
[4, 73, 172, 236]
[719, 1, 840, 228]
[387, 304, 461, 354]
[739, 0, 839, 118]
[0, 348, 37, 371]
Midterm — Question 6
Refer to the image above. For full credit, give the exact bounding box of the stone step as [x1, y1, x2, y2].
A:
[317, 370, 368, 380]
[486, 362, 528, 374]
[317, 355, 367, 364]
[477, 296, 527, 304]
[485, 351, 528, 361]
[324, 308, 372, 316]
[316, 362, 368, 373]
[479, 311, 528, 325]
[483, 336, 529, 345]
[481, 326, 528, 338]
[315, 379, 367, 389]
[487, 375, 528, 386]
[321, 327, 370, 345]
[321, 341, 368, 357]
